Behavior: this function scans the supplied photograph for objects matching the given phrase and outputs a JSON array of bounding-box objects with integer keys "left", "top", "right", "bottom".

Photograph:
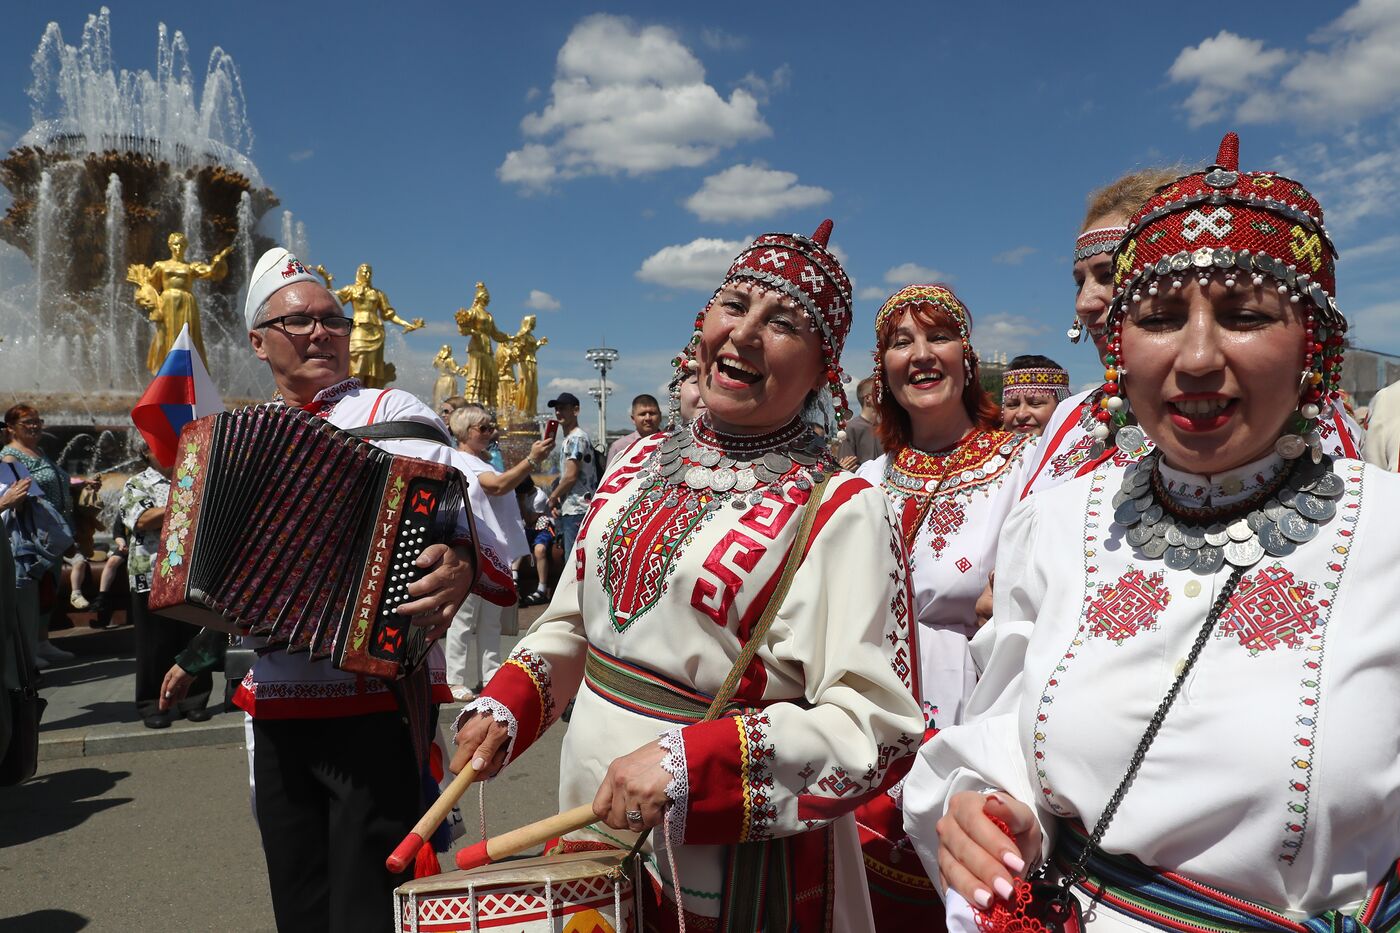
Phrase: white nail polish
[
  {"left": 973, "top": 889, "right": 991, "bottom": 908},
  {"left": 471, "top": 757, "right": 485, "bottom": 771},
  {"left": 994, "top": 877, "right": 1014, "bottom": 901}
]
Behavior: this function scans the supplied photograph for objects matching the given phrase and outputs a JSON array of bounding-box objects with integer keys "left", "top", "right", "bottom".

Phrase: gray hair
[{"left": 448, "top": 404, "right": 491, "bottom": 443}]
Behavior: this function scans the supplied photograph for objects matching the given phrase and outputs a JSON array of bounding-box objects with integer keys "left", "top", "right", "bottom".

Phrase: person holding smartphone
[{"left": 543, "top": 392, "right": 598, "bottom": 564}]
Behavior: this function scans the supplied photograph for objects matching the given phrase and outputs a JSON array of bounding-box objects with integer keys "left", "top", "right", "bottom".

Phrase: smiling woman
[
  {"left": 903, "top": 133, "right": 1400, "bottom": 933},
  {"left": 451, "top": 220, "right": 923, "bottom": 932},
  {"left": 851, "top": 284, "right": 1037, "bottom": 930}
]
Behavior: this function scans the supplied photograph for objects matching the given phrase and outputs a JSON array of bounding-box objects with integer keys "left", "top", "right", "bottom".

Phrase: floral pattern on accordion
[{"left": 463, "top": 429, "right": 923, "bottom": 928}]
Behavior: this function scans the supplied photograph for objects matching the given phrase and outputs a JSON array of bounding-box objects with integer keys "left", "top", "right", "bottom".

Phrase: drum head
[{"left": 395, "top": 848, "right": 630, "bottom": 895}]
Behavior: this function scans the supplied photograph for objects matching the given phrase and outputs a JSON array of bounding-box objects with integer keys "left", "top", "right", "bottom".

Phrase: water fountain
[{"left": 0, "top": 8, "right": 284, "bottom": 431}]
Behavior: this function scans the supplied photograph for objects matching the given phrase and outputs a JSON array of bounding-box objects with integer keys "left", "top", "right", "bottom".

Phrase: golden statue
[
  {"left": 324, "top": 263, "right": 424, "bottom": 389},
  {"left": 454, "top": 281, "right": 511, "bottom": 407},
  {"left": 506, "top": 314, "right": 549, "bottom": 416},
  {"left": 495, "top": 338, "right": 520, "bottom": 417},
  {"left": 127, "top": 232, "right": 232, "bottom": 374},
  {"left": 431, "top": 345, "right": 466, "bottom": 412}
]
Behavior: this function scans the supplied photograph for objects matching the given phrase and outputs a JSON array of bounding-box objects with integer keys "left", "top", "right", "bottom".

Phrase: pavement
[{"left": 38, "top": 605, "right": 548, "bottom": 760}]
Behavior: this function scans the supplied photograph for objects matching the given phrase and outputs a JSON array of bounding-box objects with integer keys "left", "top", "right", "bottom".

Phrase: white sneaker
[
  {"left": 70, "top": 591, "right": 90, "bottom": 610},
  {"left": 35, "top": 641, "right": 75, "bottom": 663}
]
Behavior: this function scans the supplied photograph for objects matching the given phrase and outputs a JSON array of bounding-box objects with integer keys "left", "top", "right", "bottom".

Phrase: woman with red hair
[{"left": 853, "top": 285, "right": 1037, "bottom": 929}]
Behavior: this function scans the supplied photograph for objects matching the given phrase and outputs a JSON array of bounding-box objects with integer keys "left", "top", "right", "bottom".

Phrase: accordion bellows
[{"left": 149, "top": 406, "right": 465, "bottom": 680}]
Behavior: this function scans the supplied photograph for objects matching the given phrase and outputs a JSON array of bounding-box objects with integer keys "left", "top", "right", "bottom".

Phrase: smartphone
[{"left": 543, "top": 419, "right": 559, "bottom": 441}]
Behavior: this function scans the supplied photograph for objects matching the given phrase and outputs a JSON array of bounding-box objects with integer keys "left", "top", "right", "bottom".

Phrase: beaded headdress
[
  {"left": 872, "top": 284, "right": 976, "bottom": 405},
  {"left": 1099, "top": 131, "right": 1347, "bottom": 460},
  {"left": 1002, "top": 366, "right": 1070, "bottom": 403},
  {"left": 671, "top": 219, "right": 855, "bottom": 437},
  {"left": 1074, "top": 225, "right": 1127, "bottom": 264}
]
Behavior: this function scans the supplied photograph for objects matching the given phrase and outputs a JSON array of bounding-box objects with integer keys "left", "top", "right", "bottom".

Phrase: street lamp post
[{"left": 584, "top": 346, "right": 619, "bottom": 444}]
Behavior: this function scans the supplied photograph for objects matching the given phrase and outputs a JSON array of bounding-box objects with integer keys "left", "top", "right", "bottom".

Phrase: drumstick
[
  {"left": 454, "top": 803, "right": 598, "bottom": 871},
  {"left": 386, "top": 761, "right": 479, "bottom": 874}
]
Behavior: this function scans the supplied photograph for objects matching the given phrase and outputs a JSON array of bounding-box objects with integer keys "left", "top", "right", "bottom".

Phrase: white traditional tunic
[
  {"left": 858, "top": 428, "right": 1036, "bottom": 730},
  {"left": 1021, "top": 387, "right": 1364, "bottom": 497},
  {"left": 903, "top": 452, "right": 1400, "bottom": 929},
  {"left": 465, "top": 421, "right": 923, "bottom": 932}
]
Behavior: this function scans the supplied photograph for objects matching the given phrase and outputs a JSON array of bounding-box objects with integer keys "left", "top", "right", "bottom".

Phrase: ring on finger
[{"left": 625, "top": 808, "right": 644, "bottom": 824}]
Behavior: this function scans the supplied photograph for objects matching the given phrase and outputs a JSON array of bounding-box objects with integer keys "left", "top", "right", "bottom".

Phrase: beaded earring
[
  {"left": 1092, "top": 318, "right": 1134, "bottom": 451},
  {"left": 1277, "top": 308, "right": 1345, "bottom": 462}
]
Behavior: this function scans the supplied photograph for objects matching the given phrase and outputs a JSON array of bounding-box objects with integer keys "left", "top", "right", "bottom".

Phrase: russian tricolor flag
[{"left": 131, "top": 324, "right": 225, "bottom": 469}]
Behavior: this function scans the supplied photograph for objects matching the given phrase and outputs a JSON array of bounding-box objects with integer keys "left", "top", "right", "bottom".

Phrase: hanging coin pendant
[
  {"left": 1278, "top": 511, "right": 1318, "bottom": 543},
  {"left": 685, "top": 466, "right": 711, "bottom": 490},
  {"left": 1294, "top": 494, "right": 1335, "bottom": 521},
  {"left": 733, "top": 469, "right": 757, "bottom": 492},
  {"left": 1204, "top": 523, "right": 1230, "bottom": 547},
  {"left": 1275, "top": 434, "right": 1307, "bottom": 460},
  {"left": 748, "top": 491, "right": 765, "bottom": 506},
  {"left": 791, "top": 449, "right": 817, "bottom": 466},
  {"left": 1224, "top": 537, "right": 1265, "bottom": 567},
  {"left": 1126, "top": 524, "right": 1155, "bottom": 548},
  {"left": 1141, "top": 504, "right": 1164, "bottom": 525},
  {"left": 1227, "top": 518, "right": 1253, "bottom": 542},
  {"left": 1115, "top": 501, "right": 1141, "bottom": 525},
  {"left": 1312, "top": 472, "right": 1344, "bottom": 498},
  {"left": 710, "top": 469, "right": 737, "bottom": 492},
  {"left": 1182, "top": 526, "right": 1206, "bottom": 549},
  {"left": 1141, "top": 537, "right": 1169, "bottom": 559},
  {"left": 1259, "top": 522, "right": 1295, "bottom": 557},
  {"left": 1116, "top": 425, "right": 1147, "bottom": 453},
  {"left": 698, "top": 449, "right": 721, "bottom": 468},
  {"left": 1194, "top": 545, "right": 1225, "bottom": 574},
  {"left": 1163, "top": 524, "right": 1186, "bottom": 547},
  {"left": 763, "top": 452, "right": 791, "bottom": 474},
  {"left": 1165, "top": 545, "right": 1197, "bottom": 571}
]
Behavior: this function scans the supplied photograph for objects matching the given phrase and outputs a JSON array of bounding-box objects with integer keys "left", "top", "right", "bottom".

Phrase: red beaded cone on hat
[
  {"left": 1215, "top": 131, "right": 1239, "bottom": 171},
  {"left": 812, "top": 218, "right": 834, "bottom": 246}
]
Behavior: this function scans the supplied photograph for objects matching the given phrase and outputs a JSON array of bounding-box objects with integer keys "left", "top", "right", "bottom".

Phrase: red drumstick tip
[
  {"left": 454, "top": 839, "right": 493, "bottom": 871},
  {"left": 386, "top": 833, "right": 425, "bottom": 874}
]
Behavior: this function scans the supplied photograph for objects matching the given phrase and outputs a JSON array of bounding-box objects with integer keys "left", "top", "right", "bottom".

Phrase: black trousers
[
  {"left": 251, "top": 712, "right": 420, "bottom": 933},
  {"left": 130, "top": 590, "right": 211, "bottom": 718}
]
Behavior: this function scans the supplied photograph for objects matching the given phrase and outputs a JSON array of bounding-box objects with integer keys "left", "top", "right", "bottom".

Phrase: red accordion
[{"left": 148, "top": 405, "right": 466, "bottom": 679}]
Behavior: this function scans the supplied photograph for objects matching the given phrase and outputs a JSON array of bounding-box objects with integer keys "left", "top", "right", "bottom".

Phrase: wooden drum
[{"left": 394, "top": 849, "right": 637, "bottom": 933}]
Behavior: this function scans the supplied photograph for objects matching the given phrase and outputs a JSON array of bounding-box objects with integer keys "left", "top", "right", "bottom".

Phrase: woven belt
[
  {"left": 1054, "top": 822, "right": 1400, "bottom": 932},
  {"left": 583, "top": 644, "right": 739, "bottom": 725}
]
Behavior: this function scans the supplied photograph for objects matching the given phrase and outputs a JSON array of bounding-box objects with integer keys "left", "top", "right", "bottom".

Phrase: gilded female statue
[
  {"left": 329, "top": 263, "right": 424, "bottom": 388},
  {"left": 508, "top": 314, "right": 549, "bottom": 416},
  {"left": 453, "top": 281, "right": 511, "bottom": 406},
  {"left": 431, "top": 345, "right": 466, "bottom": 412},
  {"left": 128, "top": 232, "right": 232, "bottom": 373}
]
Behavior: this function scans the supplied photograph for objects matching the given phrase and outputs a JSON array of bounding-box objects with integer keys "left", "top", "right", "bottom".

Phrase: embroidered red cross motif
[
  {"left": 1088, "top": 568, "right": 1171, "bottom": 643},
  {"left": 925, "top": 498, "right": 966, "bottom": 559},
  {"left": 955, "top": 557, "right": 973, "bottom": 574},
  {"left": 1218, "top": 565, "right": 1319, "bottom": 653}
]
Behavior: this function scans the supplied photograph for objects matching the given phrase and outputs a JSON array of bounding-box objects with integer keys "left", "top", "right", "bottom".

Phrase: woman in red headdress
[
  {"left": 453, "top": 222, "right": 923, "bottom": 932},
  {"left": 903, "top": 134, "right": 1400, "bottom": 932},
  {"left": 851, "top": 284, "right": 1039, "bottom": 929}
]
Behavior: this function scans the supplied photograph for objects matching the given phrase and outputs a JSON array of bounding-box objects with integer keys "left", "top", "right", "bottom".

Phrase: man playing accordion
[{"left": 234, "top": 248, "right": 515, "bottom": 933}]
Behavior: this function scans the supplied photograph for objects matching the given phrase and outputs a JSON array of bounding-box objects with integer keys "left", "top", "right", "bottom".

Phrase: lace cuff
[
  {"left": 657, "top": 727, "right": 688, "bottom": 847},
  {"left": 452, "top": 697, "right": 520, "bottom": 773}
]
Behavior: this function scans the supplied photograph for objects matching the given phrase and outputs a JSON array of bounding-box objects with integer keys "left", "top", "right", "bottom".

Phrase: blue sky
[{"left": 4, "top": 1, "right": 1400, "bottom": 429}]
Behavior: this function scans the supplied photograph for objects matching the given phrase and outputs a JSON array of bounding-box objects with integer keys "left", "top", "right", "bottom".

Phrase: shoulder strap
[
  {"left": 348, "top": 420, "right": 452, "bottom": 446},
  {"left": 703, "top": 475, "right": 831, "bottom": 721}
]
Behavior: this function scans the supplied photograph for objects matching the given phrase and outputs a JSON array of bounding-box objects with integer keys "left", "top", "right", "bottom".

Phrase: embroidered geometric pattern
[
  {"left": 1278, "top": 461, "right": 1362, "bottom": 865},
  {"left": 1216, "top": 565, "right": 1320, "bottom": 654},
  {"left": 737, "top": 713, "right": 778, "bottom": 842},
  {"left": 600, "top": 480, "right": 716, "bottom": 633},
  {"left": 398, "top": 872, "right": 627, "bottom": 928},
  {"left": 925, "top": 498, "right": 967, "bottom": 560},
  {"left": 505, "top": 648, "right": 556, "bottom": 738},
  {"left": 1087, "top": 567, "right": 1172, "bottom": 644}
]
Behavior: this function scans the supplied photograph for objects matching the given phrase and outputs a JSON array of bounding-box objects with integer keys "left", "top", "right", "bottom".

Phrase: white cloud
[
  {"left": 972, "top": 313, "right": 1051, "bottom": 359},
  {"left": 857, "top": 285, "right": 888, "bottom": 302},
  {"left": 1168, "top": 3, "right": 1400, "bottom": 127},
  {"left": 737, "top": 65, "right": 792, "bottom": 103},
  {"left": 883, "top": 262, "right": 952, "bottom": 286},
  {"left": 700, "top": 27, "right": 747, "bottom": 52},
  {"left": 498, "top": 15, "right": 770, "bottom": 191},
  {"left": 524, "top": 289, "right": 562, "bottom": 311},
  {"left": 636, "top": 236, "right": 751, "bottom": 291},
  {"left": 1345, "top": 233, "right": 1400, "bottom": 260},
  {"left": 994, "top": 246, "right": 1037, "bottom": 266},
  {"left": 288, "top": 148, "right": 314, "bottom": 162},
  {"left": 684, "top": 163, "right": 832, "bottom": 222},
  {"left": 544, "top": 376, "right": 597, "bottom": 395}
]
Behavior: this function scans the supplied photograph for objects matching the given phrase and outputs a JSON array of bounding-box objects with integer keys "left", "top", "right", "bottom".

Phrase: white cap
[{"left": 244, "top": 247, "right": 323, "bottom": 329}]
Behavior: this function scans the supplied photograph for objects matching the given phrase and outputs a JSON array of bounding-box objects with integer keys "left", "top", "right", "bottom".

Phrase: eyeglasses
[
  {"left": 17, "top": 418, "right": 43, "bottom": 428},
  {"left": 256, "top": 314, "right": 353, "bottom": 336},
  {"left": 473, "top": 423, "right": 499, "bottom": 433}
]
